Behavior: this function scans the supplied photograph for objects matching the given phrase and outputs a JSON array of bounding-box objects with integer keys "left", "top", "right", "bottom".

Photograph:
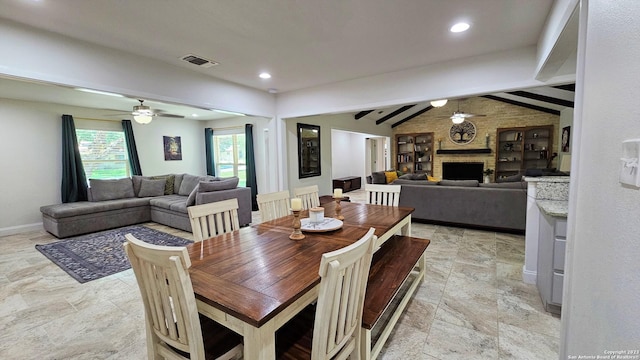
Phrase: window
[
  {"left": 76, "top": 129, "right": 130, "bottom": 179},
  {"left": 213, "top": 133, "right": 246, "bottom": 187}
]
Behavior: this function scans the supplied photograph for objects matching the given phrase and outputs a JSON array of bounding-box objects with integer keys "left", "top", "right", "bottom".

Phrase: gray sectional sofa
[
  {"left": 392, "top": 178, "right": 528, "bottom": 232},
  {"left": 40, "top": 173, "right": 252, "bottom": 238}
]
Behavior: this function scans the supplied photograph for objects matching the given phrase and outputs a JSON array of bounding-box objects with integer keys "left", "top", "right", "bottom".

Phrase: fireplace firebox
[{"left": 442, "top": 162, "right": 484, "bottom": 182}]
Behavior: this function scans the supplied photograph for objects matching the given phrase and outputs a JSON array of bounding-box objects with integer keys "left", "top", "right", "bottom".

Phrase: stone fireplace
[{"left": 442, "top": 162, "right": 484, "bottom": 182}]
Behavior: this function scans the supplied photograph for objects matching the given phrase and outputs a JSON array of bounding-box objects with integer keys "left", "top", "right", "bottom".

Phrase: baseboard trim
[
  {"left": 522, "top": 266, "right": 537, "bottom": 284},
  {"left": 0, "top": 222, "right": 43, "bottom": 237}
]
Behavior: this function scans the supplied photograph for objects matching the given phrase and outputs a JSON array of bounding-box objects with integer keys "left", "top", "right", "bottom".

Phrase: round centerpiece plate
[{"left": 300, "top": 218, "right": 343, "bottom": 232}]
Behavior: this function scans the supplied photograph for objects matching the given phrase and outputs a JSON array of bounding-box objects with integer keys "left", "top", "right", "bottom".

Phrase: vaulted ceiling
[{"left": 355, "top": 84, "right": 575, "bottom": 127}]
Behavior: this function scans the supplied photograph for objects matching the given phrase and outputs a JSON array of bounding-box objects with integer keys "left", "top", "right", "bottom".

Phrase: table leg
[
  {"left": 243, "top": 321, "right": 276, "bottom": 360},
  {"left": 400, "top": 214, "right": 411, "bottom": 236}
]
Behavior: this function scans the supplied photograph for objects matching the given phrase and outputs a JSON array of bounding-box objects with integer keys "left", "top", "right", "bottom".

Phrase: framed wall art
[
  {"left": 163, "top": 136, "right": 182, "bottom": 161},
  {"left": 449, "top": 120, "right": 477, "bottom": 145}
]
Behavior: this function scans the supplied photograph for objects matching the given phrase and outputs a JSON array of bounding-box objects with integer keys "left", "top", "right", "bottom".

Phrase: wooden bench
[{"left": 361, "top": 235, "right": 430, "bottom": 360}]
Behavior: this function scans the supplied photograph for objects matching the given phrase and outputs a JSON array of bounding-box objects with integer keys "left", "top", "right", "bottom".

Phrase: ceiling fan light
[
  {"left": 430, "top": 99, "right": 448, "bottom": 107},
  {"left": 451, "top": 115, "right": 465, "bottom": 124},
  {"left": 133, "top": 114, "right": 153, "bottom": 124}
]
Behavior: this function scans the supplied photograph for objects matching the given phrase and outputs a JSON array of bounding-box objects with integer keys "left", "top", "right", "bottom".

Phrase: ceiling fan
[
  {"left": 111, "top": 99, "right": 185, "bottom": 124},
  {"left": 441, "top": 100, "right": 486, "bottom": 124}
]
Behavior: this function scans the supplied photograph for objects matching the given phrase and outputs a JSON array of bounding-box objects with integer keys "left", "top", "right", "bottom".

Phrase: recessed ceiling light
[
  {"left": 259, "top": 72, "right": 272, "bottom": 79},
  {"left": 191, "top": 113, "right": 199, "bottom": 117},
  {"left": 450, "top": 22, "right": 470, "bottom": 33}
]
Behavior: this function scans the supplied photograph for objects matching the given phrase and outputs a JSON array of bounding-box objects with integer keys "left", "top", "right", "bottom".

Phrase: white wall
[
  {"left": 0, "top": 99, "right": 61, "bottom": 234},
  {"left": 0, "top": 19, "right": 275, "bottom": 118},
  {"left": 331, "top": 130, "right": 368, "bottom": 181},
  {"left": 561, "top": 0, "right": 640, "bottom": 356},
  {"left": 286, "top": 114, "right": 392, "bottom": 197}
]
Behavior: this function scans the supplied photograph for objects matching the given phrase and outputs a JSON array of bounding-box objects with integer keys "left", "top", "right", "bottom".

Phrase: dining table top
[{"left": 186, "top": 200, "right": 414, "bottom": 328}]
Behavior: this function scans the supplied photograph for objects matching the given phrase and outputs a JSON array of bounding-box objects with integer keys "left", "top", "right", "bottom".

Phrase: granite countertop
[
  {"left": 537, "top": 200, "right": 568, "bottom": 217},
  {"left": 524, "top": 176, "right": 571, "bottom": 183}
]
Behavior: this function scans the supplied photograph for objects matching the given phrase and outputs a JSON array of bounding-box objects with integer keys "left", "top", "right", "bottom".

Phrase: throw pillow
[
  {"left": 198, "top": 177, "right": 240, "bottom": 192},
  {"left": 384, "top": 171, "right": 398, "bottom": 184},
  {"left": 89, "top": 178, "right": 135, "bottom": 201},
  {"left": 398, "top": 173, "right": 414, "bottom": 180},
  {"left": 438, "top": 179, "right": 479, "bottom": 187},
  {"left": 371, "top": 171, "right": 386, "bottom": 184},
  {"left": 131, "top": 175, "right": 150, "bottom": 197},
  {"left": 151, "top": 174, "right": 175, "bottom": 195},
  {"left": 138, "top": 179, "right": 166, "bottom": 197},
  {"left": 427, "top": 175, "right": 440, "bottom": 182},
  {"left": 414, "top": 173, "right": 428, "bottom": 180},
  {"left": 179, "top": 174, "right": 205, "bottom": 195}
]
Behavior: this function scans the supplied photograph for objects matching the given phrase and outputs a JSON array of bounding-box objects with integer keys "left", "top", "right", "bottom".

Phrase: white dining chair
[
  {"left": 187, "top": 198, "right": 240, "bottom": 242},
  {"left": 276, "top": 227, "right": 377, "bottom": 360},
  {"left": 256, "top": 190, "right": 291, "bottom": 222},
  {"left": 293, "top": 185, "right": 320, "bottom": 210},
  {"left": 365, "top": 184, "right": 401, "bottom": 206},
  {"left": 124, "top": 234, "right": 243, "bottom": 360}
]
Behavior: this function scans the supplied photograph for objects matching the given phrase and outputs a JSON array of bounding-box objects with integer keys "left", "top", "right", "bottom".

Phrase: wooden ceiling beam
[
  {"left": 354, "top": 110, "right": 374, "bottom": 120},
  {"left": 553, "top": 83, "right": 575, "bottom": 92},
  {"left": 376, "top": 104, "right": 416, "bottom": 125},
  {"left": 391, "top": 106, "right": 433, "bottom": 128},
  {"left": 507, "top": 90, "right": 574, "bottom": 108},
  {"left": 481, "top": 95, "right": 561, "bottom": 116}
]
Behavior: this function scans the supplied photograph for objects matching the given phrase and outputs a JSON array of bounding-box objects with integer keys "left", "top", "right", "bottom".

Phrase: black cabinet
[{"left": 332, "top": 176, "right": 362, "bottom": 193}]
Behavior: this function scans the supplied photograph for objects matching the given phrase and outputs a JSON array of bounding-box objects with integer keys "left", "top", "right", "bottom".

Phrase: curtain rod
[
  {"left": 74, "top": 117, "right": 123, "bottom": 123},
  {"left": 211, "top": 125, "right": 244, "bottom": 131}
]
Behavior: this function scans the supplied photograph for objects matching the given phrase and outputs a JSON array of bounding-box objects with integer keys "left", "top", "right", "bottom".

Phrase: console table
[{"left": 333, "top": 176, "right": 362, "bottom": 193}]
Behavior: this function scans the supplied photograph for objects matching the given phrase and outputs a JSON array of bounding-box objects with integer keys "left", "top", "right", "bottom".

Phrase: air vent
[{"left": 180, "top": 54, "right": 219, "bottom": 68}]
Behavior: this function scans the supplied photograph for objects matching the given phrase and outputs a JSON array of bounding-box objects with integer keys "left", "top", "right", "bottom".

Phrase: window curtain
[
  {"left": 122, "top": 120, "right": 142, "bottom": 176},
  {"left": 245, "top": 124, "right": 258, "bottom": 211},
  {"left": 61, "top": 114, "right": 88, "bottom": 203},
  {"left": 205, "top": 127, "right": 215, "bottom": 176}
]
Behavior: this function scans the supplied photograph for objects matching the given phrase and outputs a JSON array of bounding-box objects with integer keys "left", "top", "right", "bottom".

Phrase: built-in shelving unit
[
  {"left": 495, "top": 125, "right": 553, "bottom": 179},
  {"left": 396, "top": 133, "right": 434, "bottom": 174}
]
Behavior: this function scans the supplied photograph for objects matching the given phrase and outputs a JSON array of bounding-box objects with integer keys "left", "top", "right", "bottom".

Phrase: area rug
[{"left": 35, "top": 225, "right": 192, "bottom": 283}]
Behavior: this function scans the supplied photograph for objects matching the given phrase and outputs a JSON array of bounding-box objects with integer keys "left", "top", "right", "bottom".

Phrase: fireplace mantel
[{"left": 436, "top": 149, "right": 492, "bottom": 155}]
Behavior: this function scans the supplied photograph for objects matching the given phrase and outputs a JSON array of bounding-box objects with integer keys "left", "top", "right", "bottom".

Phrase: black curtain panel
[
  {"left": 61, "top": 114, "right": 88, "bottom": 203},
  {"left": 245, "top": 124, "right": 258, "bottom": 211},
  {"left": 122, "top": 120, "right": 143, "bottom": 176},
  {"left": 205, "top": 127, "right": 215, "bottom": 176}
]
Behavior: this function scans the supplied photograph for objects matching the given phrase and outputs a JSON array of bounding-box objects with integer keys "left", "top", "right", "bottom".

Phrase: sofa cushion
[
  {"left": 438, "top": 179, "right": 479, "bottom": 187},
  {"left": 480, "top": 182, "right": 527, "bottom": 189},
  {"left": 40, "top": 197, "right": 151, "bottom": 218},
  {"left": 399, "top": 173, "right": 427, "bottom": 180},
  {"left": 179, "top": 174, "right": 205, "bottom": 195},
  {"left": 384, "top": 171, "right": 398, "bottom": 184},
  {"left": 392, "top": 179, "right": 439, "bottom": 185},
  {"left": 198, "top": 177, "right": 239, "bottom": 192},
  {"left": 138, "top": 179, "right": 167, "bottom": 197},
  {"left": 186, "top": 185, "right": 199, "bottom": 207},
  {"left": 151, "top": 174, "right": 176, "bottom": 195},
  {"left": 89, "top": 178, "right": 135, "bottom": 201},
  {"left": 173, "top": 173, "right": 185, "bottom": 194},
  {"left": 371, "top": 171, "right": 387, "bottom": 184},
  {"left": 149, "top": 195, "right": 187, "bottom": 210}
]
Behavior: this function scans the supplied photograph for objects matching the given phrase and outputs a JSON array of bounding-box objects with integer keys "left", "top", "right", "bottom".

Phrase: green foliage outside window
[{"left": 76, "top": 129, "right": 130, "bottom": 179}]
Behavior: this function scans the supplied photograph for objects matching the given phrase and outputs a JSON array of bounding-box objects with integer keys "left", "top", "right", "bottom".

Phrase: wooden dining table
[{"left": 186, "top": 200, "right": 413, "bottom": 360}]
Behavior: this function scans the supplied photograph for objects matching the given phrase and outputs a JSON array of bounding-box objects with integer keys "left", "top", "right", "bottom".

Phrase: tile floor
[{"left": 0, "top": 189, "right": 560, "bottom": 359}]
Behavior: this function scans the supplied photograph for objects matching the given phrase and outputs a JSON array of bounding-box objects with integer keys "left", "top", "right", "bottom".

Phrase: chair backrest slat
[
  {"left": 293, "top": 185, "right": 320, "bottom": 210},
  {"left": 257, "top": 190, "right": 291, "bottom": 222},
  {"left": 311, "top": 227, "right": 376, "bottom": 360},
  {"left": 188, "top": 199, "right": 240, "bottom": 242},
  {"left": 365, "top": 184, "right": 401, "bottom": 206},
  {"left": 124, "top": 234, "right": 205, "bottom": 358}
]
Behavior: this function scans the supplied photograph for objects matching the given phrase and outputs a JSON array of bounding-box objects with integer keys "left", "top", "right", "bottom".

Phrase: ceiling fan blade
[{"left": 153, "top": 113, "right": 184, "bottom": 119}]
